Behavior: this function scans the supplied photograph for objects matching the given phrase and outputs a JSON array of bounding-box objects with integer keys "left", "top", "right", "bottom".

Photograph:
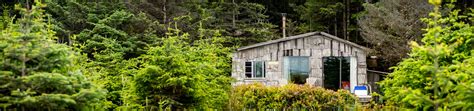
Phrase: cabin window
[
  {"left": 244, "top": 61, "right": 265, "bottom": 78},
  {"left": 283, "top": 57, "right": 310, "bottom": 84},
  {"left": 245, "top": 62, "right": 252, "bottom": 77}
]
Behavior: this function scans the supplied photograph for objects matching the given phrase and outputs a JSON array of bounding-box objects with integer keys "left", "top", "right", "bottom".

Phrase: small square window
[{"left": 244, "top": 61, "right": 265, "bottom": 78}]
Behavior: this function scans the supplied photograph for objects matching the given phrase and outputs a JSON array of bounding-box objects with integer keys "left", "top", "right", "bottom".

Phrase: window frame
[
  {"left": 244, "top": 61, "right": 266, "bottom": 78},
  {"left": 283, "top": 56, "right": 310, "bottom": 84}
]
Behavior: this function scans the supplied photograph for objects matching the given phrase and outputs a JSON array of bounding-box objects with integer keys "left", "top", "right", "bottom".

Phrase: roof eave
[
  {"left": 236, "top": 31, "right": 372, "bottom": 52},
  {"left": 319, "top": 32, "right": 372, "bottom": 52},
  {"left": 237, "top": 32, "right": 319, "bottom": 51}
]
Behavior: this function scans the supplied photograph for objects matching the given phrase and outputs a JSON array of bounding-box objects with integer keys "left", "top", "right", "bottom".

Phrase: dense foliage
[
  {"left": 45, "top": 1, "right": 259, "bottom": 109},
  {"left": 131, "top": 31, "right": 233, "bottom": 109},
  {"left": 0, "top": 3, "right": 105, "bottom": 110},
  {"left": 358, "top": 0, "right": 432, "bottom": 69},
  {"left": 379, "top": 2, "right": 474, "bottom": 110},
  {"left": 229, "top": 83, "right": 357, "bottom": 109},
  {"left": 0, "top": 0, "right": 473, "bottom": 110}
]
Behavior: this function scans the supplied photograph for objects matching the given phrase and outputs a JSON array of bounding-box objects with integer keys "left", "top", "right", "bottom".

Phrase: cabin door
[{"left": 323, "top": 57, "right": 352, "bottom": 91}]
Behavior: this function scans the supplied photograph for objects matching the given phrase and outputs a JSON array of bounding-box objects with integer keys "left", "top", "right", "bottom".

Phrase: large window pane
[
  {"left": 285, "top": 57, "right": 309, "bottom": 84},
  {"left": 254, "top": 61, "right": 263, "bottom": 77}
]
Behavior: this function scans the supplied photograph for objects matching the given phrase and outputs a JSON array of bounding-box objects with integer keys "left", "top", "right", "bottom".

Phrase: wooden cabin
[{"left": 231, "top": 32, "right": 371, "bottom": 92}]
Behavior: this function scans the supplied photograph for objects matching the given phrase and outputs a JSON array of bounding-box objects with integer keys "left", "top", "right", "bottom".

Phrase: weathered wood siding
[{"left": 232, "top": 34, "right": 368, "bottom": 86}]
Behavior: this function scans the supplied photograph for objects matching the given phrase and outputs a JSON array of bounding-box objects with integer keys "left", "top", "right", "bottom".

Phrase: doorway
[{"left": 323, "top": 57, "right": 350, "bottom": 91}]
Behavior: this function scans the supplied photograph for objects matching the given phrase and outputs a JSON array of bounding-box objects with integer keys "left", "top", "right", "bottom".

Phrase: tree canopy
[
  {"left": 380, "top": 2, "right": 474, "bottom": 110},
  {"left": 0, "top": 0, "right": 472, "bottom": 110},
  {"left": 0, "top": 2, "right": 105, "bottom": 110},
  {"left": 358, "top": 0, "right": 432, "bottom": 69}
]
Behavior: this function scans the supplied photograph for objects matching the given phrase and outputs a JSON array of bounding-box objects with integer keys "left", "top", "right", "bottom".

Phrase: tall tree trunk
[
  {"left": 163, "top": 0, "right": 167, "bottom": 24},
  {"left": 342, "top": 0, "right": 345, "bottom": 39},
  {"left": 163, "top": 0, "right": 167, "bottom": 32},
  {"left": 232, "top": 0, "right": 236, "bottom": 28},
  {"left": 342, "top": 0, "right": 348, "bottom": 40},
  {"left": 26, "top": 0, "right": 29, "bottom": 10},
  {"left": 124, "top": 0, "right": 131, "bottom": 9},
  {"left": 346, "top": 0, "right": 350, "bottom": 40},
  {"left": 334, "top": 16, "right": 337, "bottom": 37}
]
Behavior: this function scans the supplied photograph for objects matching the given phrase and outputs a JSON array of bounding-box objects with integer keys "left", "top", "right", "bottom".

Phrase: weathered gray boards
[{"left": 232, "top": 32, "right": 370, "bottom": 89}]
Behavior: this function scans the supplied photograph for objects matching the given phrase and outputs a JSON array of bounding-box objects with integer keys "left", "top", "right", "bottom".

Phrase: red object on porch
[{"left": 342, "top": 81, "right": 350, "bottom": 90}]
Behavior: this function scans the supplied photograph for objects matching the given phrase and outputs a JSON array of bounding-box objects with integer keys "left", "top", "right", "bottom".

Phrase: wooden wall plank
[
  {"left": 332, "top": 40, "right": 339, "bottom": 56},
  {"left": 297, "top": 38, "right": 304, "bottom": 49},
  {"left": 304, "top": 37, "right": 311, "bottom": 49},
  {"left": 339, "top": 42, "right": 344, "bottom": 56},
  {"left": 285, "top": 40, "right": 292, "bottom": 49},
  {"left": 318, "top": 37, "right": 324, "bottom": 50},
  {"left": 294, "top": 49, "right": 300, "bottom": 56},
  {"left": 325, "top": 38, "right": 331, "bottom": 49}
]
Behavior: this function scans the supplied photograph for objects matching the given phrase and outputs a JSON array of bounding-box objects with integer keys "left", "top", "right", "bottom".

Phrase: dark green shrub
[{"left": 229, "top": 83, "right": 357, "bottom": 109}]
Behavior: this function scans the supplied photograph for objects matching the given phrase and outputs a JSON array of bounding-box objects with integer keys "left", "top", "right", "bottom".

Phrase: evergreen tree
[
  {"left": 380, "top": 2, "right": 474, "bottom": 110},
  {"left": 0, "top": 2, "right": 105, "bottom": 110},
  {"left": 161, "top": 1, "right": 278, "bottom": 46},
  {"left": 290, "top": 0, "right": 367, "bottom": 46},
  {"left": 132, "top": 30, "right": 233, "bottom": 109},
  {"left": 358, "top": 0, "right": 432, "bottom": 70},
  {"left": 294, "top": 0, "right": 344, "bottom": 34},
  {"left": 46, "top": 1, "right": 161, "bottom": 107},
  {"left": 0, "top": 7, "right": 12, "bottom": 31}
]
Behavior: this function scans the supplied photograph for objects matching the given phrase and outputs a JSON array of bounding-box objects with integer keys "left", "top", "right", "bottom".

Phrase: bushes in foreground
[{"left": 229, "top": 83, "right": 357, "bottom": 109}]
